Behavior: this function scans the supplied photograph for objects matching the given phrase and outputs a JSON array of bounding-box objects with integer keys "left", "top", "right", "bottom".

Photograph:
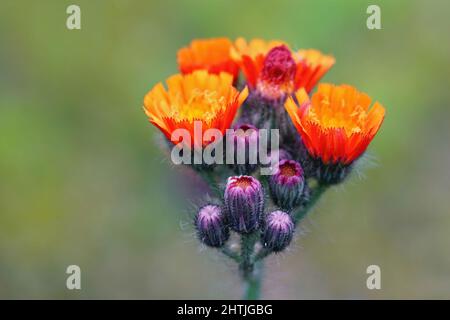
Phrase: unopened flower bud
[
  {"left": 239, "top": 46, "right": 297, "bottom": 131},
  {"left": 224, "top": 176, "right": 264, "bottom": 233},
  {"left": 269, "top": 159, "right": 305, "bottom": 210},
  {"left": 226, "top": 124, "right": 259, "bottom": 175},
  {"left": 257, "top": 45, "right": 296, "bottom": 102},
  {"left": 195, "top": 205, "right": 229, "bottom": 247},
  {"left": 261, "top": 210, "right": 294, "bottom": 252}
]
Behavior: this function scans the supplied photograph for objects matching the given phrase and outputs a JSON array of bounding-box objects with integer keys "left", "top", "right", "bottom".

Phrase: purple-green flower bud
[
  {"left": 269, "top": 159, "right": 305, "bottom": 210},
  {"left": 262, "top": 210, "right": 294, "bottom": 252},
  {"left": 195, "top": 205, "right": 230, "bottom": 247},
  {"left": 224, "top": 176, "right": 264, "bottom": 233}
]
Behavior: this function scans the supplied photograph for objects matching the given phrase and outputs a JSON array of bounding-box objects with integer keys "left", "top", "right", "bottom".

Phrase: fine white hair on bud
[
  {"left": 261, "top": 210, "right": 294, "bottom": 252},
  {"left": 195, "top": 205, "right": 229, "bottom": 247}
]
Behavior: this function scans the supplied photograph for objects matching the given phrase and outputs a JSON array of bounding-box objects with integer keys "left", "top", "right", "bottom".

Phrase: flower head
[
  {"left": 231, "top": 38, "right": 334, "bottom": 93},
  {"left": 224, "top": 176, "right": 264, "bottom": 233},
  {"left": 177, "top": 38, "right": 240, "bottom": 81},
  {"left": 285, "top": 83, "right": 385, "bottom": 166},
  {"left": 261, "top": 210, "right": 294, "bottom": 252},
  {"left": 293, "top": 49, "right": 335, "bottom": 94},
  {"left": 256, "top": 45, "right": 297, "bottom": 101},
  {"left": 143, "top": 70, "right": 248, "bottom": 148},
  {"left": 272, "top": 159, "right": 304, "bottom": 186},
  {"left": 269, "top": 160, "right": 306, "bottom": 210},
  {"left": 195, "top": 205, "right": 230, "bottom": 247}
]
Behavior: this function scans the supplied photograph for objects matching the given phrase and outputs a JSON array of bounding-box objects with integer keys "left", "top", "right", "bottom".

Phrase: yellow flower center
[
  {"left": 308, "top": 96, "right": 368, "bottom": 136},
  {"left": 170, "top": 89, "right": 227, "bottom": 123}
]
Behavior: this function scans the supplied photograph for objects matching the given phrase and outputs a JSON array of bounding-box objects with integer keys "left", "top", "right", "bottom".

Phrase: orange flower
[
  {"left": 231, "top": 38, "right": 334, "bottom": 93},
  {"left": 177, "top": 38, "right": 240, "bottom": 81},
  {"left": 293, "top": 49, "right": 335, "bottom": 94},
  {"left": 143, "top": 70, "right": 248, "bottom": 148},
  {"left": 285, "top": 84, "right": 385, "bottom": 165}
]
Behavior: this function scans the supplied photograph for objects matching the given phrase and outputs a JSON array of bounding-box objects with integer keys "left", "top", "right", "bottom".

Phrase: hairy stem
[
  {"left": 221, "top": 246, "right": 241, "bottom": 262},
  {"left": 243, "top": 260, "right": 264, "bottom": 300},
  {"left": 253, "top": 247, "right": 272, "bottom": 262},
  {"left": 240, "top": 233, "right": 261, "bottom": 299},
  {"left": 294, "top": 183, "right": 329, "bottom": 224},
  {"left": 240, "top": 233, "right": 256, "bottom": 278},
  {"left": 198, "top": 170, "right": 222, "bottom": 198}
]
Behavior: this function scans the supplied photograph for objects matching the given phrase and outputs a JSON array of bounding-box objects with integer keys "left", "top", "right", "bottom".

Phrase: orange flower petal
[
  {"left": 177, "top": 38, "right": 239, "bottom": 81},
  {"left": 143, "top": 70, "right": 247, "bottom": 148},
  {"left": 285, "top": 84, "right": 385, "bottom": 165},
  {"left": 293, "top": 49, "right": 335, "bottom": 93},
  {"left": 231, "top": 38, "right": 285, "bottom": 88}
]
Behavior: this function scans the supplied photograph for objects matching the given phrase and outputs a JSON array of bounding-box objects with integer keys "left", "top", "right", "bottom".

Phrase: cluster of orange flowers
[
  {"left": 142, "top": 38, "right": 387, "bottom": 295},
  {"left": 143, "top": 37, "right": 385, "bottom": 168}
]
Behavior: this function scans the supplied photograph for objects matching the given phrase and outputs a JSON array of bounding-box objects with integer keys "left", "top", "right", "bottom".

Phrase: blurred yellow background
[{"left": 1, "top": 0, "right": 449, "bottom": 299}]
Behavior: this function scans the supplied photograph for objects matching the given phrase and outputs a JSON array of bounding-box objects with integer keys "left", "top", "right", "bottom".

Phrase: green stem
[
  {"left": 294, "top": 183, "right": 329, "bottom": 224},
  {"left": 198, "top": 170, "right": 221, "bottom": 198},
  {"left": 221, "top": 246, "right": 241, "bottom": 262},
  {"left": 253, "top": 247, "right": 272, "bottom": 262},
  {"left": 243, "top": 260, "right": 264, "bottom": 300},
  {"left": 240, "top": 234, "right": 255, "bottom": 277},
  {"left": 240, "top": 233, "right": 261, "bottom": 299}
]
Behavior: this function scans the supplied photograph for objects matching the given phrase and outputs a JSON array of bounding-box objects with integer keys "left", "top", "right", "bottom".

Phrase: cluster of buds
[
  {"left": 195, "top": 174, "right": 298, "bottom": 254},
  {"left": 142, "top": 37, "right": 386, "bottom": 292}
]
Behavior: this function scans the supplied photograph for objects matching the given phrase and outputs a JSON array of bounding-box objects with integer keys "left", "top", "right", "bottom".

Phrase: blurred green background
[{"left": 1, "top": 0, "right": 449, "bottom": 299}]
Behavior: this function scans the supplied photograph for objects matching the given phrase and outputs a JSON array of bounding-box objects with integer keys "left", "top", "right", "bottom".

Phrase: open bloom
[
  {"left": 177, "top": 38, "right": 240, "bottom": 81},
  {"left": 231, "top": 38, "right": 335, "bottom": 94},
  {"left": 293, "top": 49, "right": 336, "bottom": 94},
  {"left": 285, "top": 83, "right": 385, "bottom": 166},
  {"left": 143, "top": 70, "right": 248, "bottom": 148}
]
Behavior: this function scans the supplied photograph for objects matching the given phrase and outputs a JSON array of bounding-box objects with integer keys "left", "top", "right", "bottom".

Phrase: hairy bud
[
  {"left": 195, "top": 205, "right": 230, "bottom": 247},
  {"left": 269, "top": 159, "right": 305, "bottom": 210},
  {"left": 261, "top": 210, "right": 294, "bottom": 252},
  {"left": 224, "top": 176, "right": 264, "bottom": 233}
]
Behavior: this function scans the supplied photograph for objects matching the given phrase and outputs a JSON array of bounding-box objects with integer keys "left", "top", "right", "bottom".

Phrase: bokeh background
[{"left": 1, "top": 0, "right": 449, "bottom": 299}]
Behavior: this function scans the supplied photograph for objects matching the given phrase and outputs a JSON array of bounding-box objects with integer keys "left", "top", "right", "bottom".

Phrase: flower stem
[
  {"left": 253, "top": 247, "right": 272, "bottom": 262},
  {"left": 294, "top": 183, "right": 329, "bottom": 224},
  {"left": 198, "top": 170, "right": 222, "bottom": 198},
  {"left": 221, "top": 246, "right": 241, "bottom": 262},
  {"left": 243, "top": 260, "right": 264, "bottom": 300},
  {"left": 240, "top": 233, "right": 261, "bottom": 299}
]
